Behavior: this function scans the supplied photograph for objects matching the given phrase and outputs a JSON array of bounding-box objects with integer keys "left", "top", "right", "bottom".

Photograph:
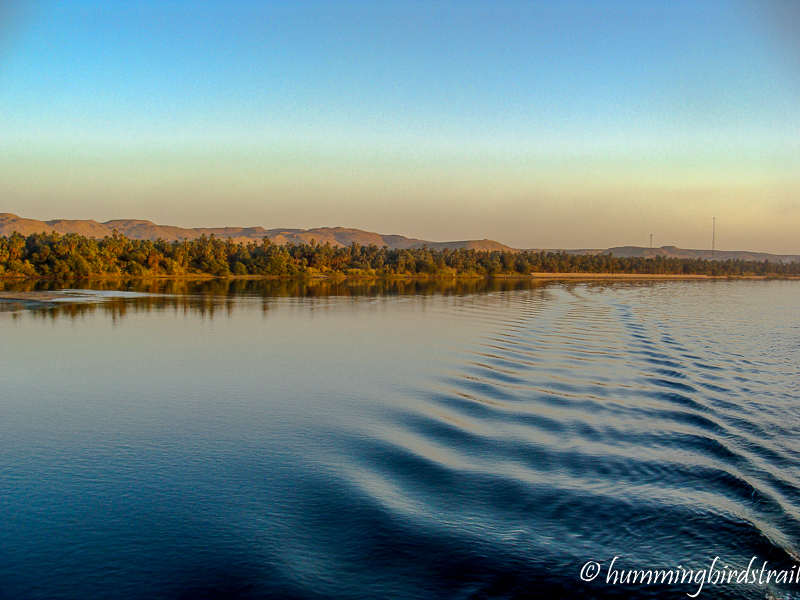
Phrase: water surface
[{"left": 1, "top": 280, "right": 798, "bottom": 599}]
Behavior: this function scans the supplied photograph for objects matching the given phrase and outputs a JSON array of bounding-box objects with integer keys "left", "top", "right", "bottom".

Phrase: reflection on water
[
  {"left": 1, "top": 280, "right": 798, "bottom": 600},
  {"left": 0, "top": 276, "right": 545, "bottom": 297},
  {"left": 1, "top": 278, "right": 550, "bottom": 321}
]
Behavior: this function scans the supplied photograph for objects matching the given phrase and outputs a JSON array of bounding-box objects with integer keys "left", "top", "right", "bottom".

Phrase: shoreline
[{"left": 1, "top": 272, "right": 798, "bottom": 285}]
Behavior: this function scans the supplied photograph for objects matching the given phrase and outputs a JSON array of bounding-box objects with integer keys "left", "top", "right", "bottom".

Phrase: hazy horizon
[{"left": 2, "top": 0, "right": 798, "bottom": 254}]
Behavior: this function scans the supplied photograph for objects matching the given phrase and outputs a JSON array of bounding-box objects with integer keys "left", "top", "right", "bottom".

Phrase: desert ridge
[
  {"left": 1, "top": 213, "right": 798, "bottom": 262},
  {"left": 0, "top": 213, "right": 513, "bottom": 252}
]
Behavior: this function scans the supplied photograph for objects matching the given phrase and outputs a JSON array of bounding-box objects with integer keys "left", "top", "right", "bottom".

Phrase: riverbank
[
  {"left": 3, "top": 232, "right": 797, "bottom": 280},
  {"left": 1, "top": 272, "right": 797, "bottom": 287}
]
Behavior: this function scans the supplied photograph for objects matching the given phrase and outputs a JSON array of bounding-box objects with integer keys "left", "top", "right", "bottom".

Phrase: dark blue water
[{"left": 1, "top": 280, "right": 798, "bottom": 599}]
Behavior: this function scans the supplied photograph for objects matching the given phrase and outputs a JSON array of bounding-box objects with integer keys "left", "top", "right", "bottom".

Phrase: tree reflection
[{"left": 1, "top": 277, "right": 550, "bottom": 321}]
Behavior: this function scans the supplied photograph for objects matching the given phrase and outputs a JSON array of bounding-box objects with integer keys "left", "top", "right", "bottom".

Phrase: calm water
[{"left": 1, "top": 280, "right": 799, "bottom": 599}]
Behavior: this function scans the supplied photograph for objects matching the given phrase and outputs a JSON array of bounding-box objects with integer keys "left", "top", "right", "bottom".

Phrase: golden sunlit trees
[{"left": 1, "top": 231, "right": 798, "bottom": 279}]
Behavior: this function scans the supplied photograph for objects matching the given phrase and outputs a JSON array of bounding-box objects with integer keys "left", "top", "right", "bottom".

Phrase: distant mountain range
[
  {"left": 553, "top": 246, "right": 799, "bottom": 263},
  {"left": 599, "top": 245, "right": 799, "bottom": 263},
  {"left": 0, "top": 213, "right": 513, "bottom": 252},
  {"left": 1, "top": 213, "right": 797, "bottom": 262}
]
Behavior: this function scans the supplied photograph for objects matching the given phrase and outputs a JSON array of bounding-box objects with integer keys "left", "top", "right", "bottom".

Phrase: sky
[{"left": 1, "top": 0, "right": 798, "bottom": 252}]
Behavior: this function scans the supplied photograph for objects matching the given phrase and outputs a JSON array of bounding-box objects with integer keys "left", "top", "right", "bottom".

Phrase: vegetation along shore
[{"left": 1, "top": 231, "right": 798, "bottom": 280}]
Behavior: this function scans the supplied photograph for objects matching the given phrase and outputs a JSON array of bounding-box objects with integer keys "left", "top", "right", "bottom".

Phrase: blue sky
[{"left": 1, "top": 0, "right": 798, "bottom": 252}]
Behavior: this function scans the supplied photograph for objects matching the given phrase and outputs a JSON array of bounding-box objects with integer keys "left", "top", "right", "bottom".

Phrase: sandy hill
[
  {"left": 2, "top": 214, "right": 795, "bottom": 261},
  {"left": 604, "top": 245, "right": 800, "bottom": 263},
  {"left": 0, "top": 213, "right": 515, "bottom": 252}
]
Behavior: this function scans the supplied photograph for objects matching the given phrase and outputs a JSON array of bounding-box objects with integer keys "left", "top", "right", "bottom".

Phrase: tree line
[{"left": 0, "top": 231, "right": 797, "bottom": 278}]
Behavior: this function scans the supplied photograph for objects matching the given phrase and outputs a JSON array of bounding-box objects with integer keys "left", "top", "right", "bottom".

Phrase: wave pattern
[
  {"left": 3, "top": 281, "right": 799, "bottom": 600},
  {"left": 338, "top": 282, "right": 800, "bottom": 599}
]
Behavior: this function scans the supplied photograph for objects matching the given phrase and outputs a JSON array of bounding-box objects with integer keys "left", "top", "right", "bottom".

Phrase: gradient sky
[{"left": 1, "top": 0, "right": 798, "bottom": 252}]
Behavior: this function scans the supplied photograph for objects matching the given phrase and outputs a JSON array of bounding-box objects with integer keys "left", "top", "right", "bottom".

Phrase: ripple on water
[
  {"left": 341, "top": 282, "right": 800, "bottom": 599},
  {"left": 2, "top": 280, "right": 798, "bottom": 600}
]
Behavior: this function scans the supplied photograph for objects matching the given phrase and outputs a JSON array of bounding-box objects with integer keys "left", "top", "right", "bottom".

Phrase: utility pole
[
  {"left": 711, "top": 217, "right": 715, "bottom": 260},
  {"left": 649, "top": 234, "right": 653, "bottom": 249}
]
